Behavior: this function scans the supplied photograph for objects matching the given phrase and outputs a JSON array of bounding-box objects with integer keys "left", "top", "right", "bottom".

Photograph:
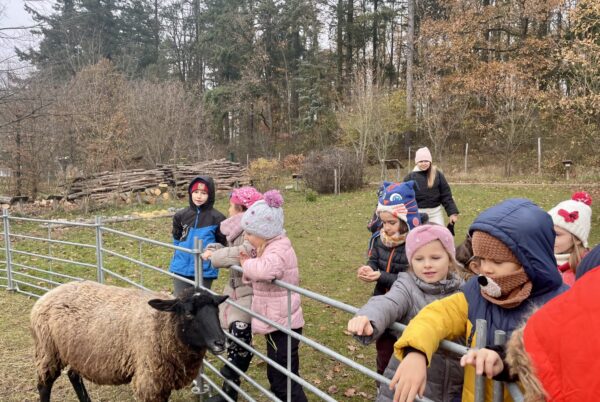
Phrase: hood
[
  {"left": 576, "top": 245, "right": 600, "bottom": 280},
  {"left": 469, "top": 198, "right": 562, "bottom": 298},
  {"left": 188, "top": 175, "right": 216, "bottom": 210}
]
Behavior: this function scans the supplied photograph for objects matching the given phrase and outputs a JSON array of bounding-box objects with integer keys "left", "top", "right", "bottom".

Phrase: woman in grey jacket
[{"left": 348, "top": 224, "right": 465, "bottom": 402}]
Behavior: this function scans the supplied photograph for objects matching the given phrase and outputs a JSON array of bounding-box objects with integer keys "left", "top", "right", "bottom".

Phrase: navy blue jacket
[
  {"left": 169, "top": 176, "right": 226, "bottom": 279},
  {"left": 463, "top": 198, "right": 568, "bottom": 346}
]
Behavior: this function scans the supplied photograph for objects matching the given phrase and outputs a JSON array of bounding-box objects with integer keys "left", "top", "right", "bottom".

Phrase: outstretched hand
[
  {"left": 201, "top": 250, "right": 213, "bottom": 260},
  {"left": 357, "top": 266, "right": 381, "bottom": 282},
  {"left": 239, "top": 250, "right": 250, "bottom": 265},
  {"left": 390, "top": 351, "right": 427, "bottom": 402},
  {"left": 460, "top": 348, "right": 504, "bottom": 379},
  {"left": 347, "top": 316, "right": 374, "bottom": 336}
]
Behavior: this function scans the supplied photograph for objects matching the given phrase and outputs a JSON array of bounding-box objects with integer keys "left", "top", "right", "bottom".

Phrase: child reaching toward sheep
[
  {"left": 238, "top": 190, "right": 308, "bottom": 402},
  {"left": 348, "top": 224, "right": 464, "bottom": 402},
  {"left": 201, "top": 186, "right": 263, "bottom": 402}
]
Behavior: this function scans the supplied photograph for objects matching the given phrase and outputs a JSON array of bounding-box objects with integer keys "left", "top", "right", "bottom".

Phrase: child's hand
[
  {"left": 201, "top": 250, "right": 213, "bottom": 260},
  {"left": 347, "top": 316, "right": 373, "bottom": 336},
  {"left": 460, "top": 348, "right": 504, "bottom": 379},
  {"left": 239, "top": 251, "right": 250, "bottom": 265},
  {"left": 390, "top": 351, "right": 427, "bottom": 402},
  {"left": 357, "top": 266, "right": 381, "bottom": 282}
]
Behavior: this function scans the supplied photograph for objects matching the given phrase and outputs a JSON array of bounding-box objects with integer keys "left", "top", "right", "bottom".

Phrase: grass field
[{"left": 1, "top": 183, "right": 599, "bottom": 401}]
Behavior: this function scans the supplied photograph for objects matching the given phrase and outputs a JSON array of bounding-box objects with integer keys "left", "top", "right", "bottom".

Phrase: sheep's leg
[
  {"left": 37, "top": 370, "right": 60, "bottom": 402},
  {"left": 67, "top": 369, "right": 92, "bottom": 402}
]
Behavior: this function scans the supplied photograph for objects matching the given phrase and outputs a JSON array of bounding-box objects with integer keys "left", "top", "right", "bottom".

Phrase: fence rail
[{"left": 0, "top": 208, "right": 524, "bottom": 402}]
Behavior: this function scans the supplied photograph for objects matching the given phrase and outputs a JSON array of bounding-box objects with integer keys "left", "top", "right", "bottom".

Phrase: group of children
[{"left": 168, "top": 157, "right": 597, "bottom": 402}]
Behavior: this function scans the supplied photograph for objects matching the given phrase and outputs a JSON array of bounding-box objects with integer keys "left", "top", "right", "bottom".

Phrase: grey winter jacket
[
  {"left": 355, "top": 271, "right": 464, "bottom": 402},
  {"left": 205, "top": 221, "right": 254, "bottom": 328}
]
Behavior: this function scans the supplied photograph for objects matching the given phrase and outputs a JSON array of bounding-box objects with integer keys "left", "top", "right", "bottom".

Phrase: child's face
[
  {"left": 245, "top": 232, "right": 266, "bottom": 249},
  {"left": 411, "top": 240, "right": 450, "bottom": 283},
  {"left": 191, "top": 189, "right": 209, "bottom": 206},
  {"left": 478, "top": 258, "right": 521, "bottom": 277},
  {"left": 228, "top": 202, "right": 244, "bottom": 217},
  {"left": 379, "top": 212, "right": 405, "bottom": 237},
  {"left": 554, "top": 225, "right": 575, "bottom": 254}
]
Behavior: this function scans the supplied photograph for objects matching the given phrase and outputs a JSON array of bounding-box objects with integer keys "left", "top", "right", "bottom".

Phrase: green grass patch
[{"left": 1, "top": 184, "right": 599, "bottom": 401}]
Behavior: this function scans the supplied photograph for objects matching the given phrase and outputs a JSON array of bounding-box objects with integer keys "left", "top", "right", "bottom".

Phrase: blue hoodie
[{"left": 464, "top": 198, "right": 568, "bottom": 345}]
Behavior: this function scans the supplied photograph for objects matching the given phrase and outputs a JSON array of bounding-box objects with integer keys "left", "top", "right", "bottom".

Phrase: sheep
[{"left": 30, "top": 280, "right": 228, "bottom": 402}]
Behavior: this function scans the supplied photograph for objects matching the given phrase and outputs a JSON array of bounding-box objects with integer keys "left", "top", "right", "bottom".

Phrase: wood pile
[{"left": 63, "top": 159, "right": 250, "bottom": 205}]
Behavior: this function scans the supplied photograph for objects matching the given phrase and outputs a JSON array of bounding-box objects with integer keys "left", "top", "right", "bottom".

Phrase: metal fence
[{"left": 0, "top": 208, "right": 523, "bottom": 402}]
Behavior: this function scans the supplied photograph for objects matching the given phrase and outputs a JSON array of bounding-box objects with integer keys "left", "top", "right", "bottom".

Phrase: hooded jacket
[
  {"left": 169, "top": 176, "right": 226, "bottom": 279},
  {"left": 393, "top": 199, "right": 568, "bottom": 402},
  {"left": 356, "top": 271, "right": 464, "bottom": 402}
]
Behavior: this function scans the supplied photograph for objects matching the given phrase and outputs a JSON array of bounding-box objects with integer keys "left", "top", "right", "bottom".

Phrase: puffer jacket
[
  {"left": 205, "top": 213, "right": 255, "bottom": 329},
  {"left": 506, "top": 264, "right": 600, "bottom": 402},
  {"left": 367, "top": 234, "right": 409, "bottom": 296},
  {"left": 394, "top": 198, "right": 568, "bottom": 402},
  {"left": 169, "top": 176, "right": 226, "bottom": 279},
  {"left": 404, "top": 168, "right": 459, "bottom": 216},
  {"left": 356, "top": 272, "right": 464, "bottom": 402},
  {"left": 242, "top": 234, "right": 304, "bottom": 335}
]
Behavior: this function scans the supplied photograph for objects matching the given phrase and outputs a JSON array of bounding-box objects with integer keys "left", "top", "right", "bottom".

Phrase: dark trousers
[
  {"left": 221, "top": 321, "right": 253, "bottom": 380},
  {"left": 172, "top": 274, "right": 213, "bottom": 297},
  {"left": 265, "top": 328, "right": 308, "bottom": 402},
  {"left": 376, "top": 330, "right": 397, "bottom": 375}
]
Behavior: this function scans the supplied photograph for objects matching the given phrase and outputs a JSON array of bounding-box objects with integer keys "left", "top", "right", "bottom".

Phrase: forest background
[{"left": 0, "top": 0, "right": 599, "bottom": 200}]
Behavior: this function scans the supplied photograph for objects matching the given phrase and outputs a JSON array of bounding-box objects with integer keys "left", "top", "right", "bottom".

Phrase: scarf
[
  {"left": 478, "top": 269, "right": 532, "bottom": 309},
  {"left": 555, "top": 253, "right": 569, "bottom": 267},
  {"left": 380, "top": 230, "right": 407, "bottom": 248},
  {"left": 219, "top": 213, "right": 243, "bottom": 244}
]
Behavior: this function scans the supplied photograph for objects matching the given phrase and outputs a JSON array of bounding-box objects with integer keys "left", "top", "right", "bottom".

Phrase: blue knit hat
[
  {"left": 241, "top": 190, "right": 284, "bottom": 239},
  {"left": 376, "top": 181, "right": 421, "bottom": 230}
]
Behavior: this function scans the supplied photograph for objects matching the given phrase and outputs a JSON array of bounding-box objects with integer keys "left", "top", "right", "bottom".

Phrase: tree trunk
[{"left": 406, "top": 0, "right": 414, "bottom": 118}]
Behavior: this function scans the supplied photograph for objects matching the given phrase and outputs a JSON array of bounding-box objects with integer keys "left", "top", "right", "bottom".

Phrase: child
[
  {"left": 169, "top": 176, "right": 226, "bottom": 296},
  {"left": 389, "top": 198, "right": 568, "bottom": 402},
  {"left": 202, "top": 187, "right": 263, "bottom": 402},
  {"left": 358, "top": 180, "right": 421, "bottom": 375},
  {"left": 239, "top": 190, "right": 308, "bottom": 402},
  {"left": 463, "top": 245, "right": 600, "bottom": 402},
  {"left": 548, "top": 191, "right": 592, "bottom": 286},
  {"left": 404, "top": 147, "right": 459, "bottom": 226},
  {"left": 348, "top": 224, "right": 464, "bottom": 402}
]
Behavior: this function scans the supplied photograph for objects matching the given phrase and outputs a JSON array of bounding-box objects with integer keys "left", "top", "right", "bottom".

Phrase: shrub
[
  {"left": 305, "top": 189, "right": 318, "bottom": 202},
  {"left": 282, "top": 154, "right": 305, "bottom": 173},
  {"left": 248, "top": 158, "right": 281, "bottom": 192},
  {"left": 302, "top": 148, "right": 364, "bottom": 194}
]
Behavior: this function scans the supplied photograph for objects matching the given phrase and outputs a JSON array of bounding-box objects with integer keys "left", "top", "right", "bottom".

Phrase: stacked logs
[{"left": 64, "top": 159, "right": 249, "bottom": 205}]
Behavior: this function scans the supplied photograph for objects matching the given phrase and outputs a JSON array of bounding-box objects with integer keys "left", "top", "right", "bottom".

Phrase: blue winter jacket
[
  {"left": 463, "top": 198, "right": 569, "bottom": 346},
  {"left": 169, "top": 176, "right": 226, "bottom": 279}
]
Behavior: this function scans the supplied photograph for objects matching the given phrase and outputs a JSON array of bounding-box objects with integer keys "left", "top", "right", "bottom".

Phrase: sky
[{"left": 0, "top": 0, "right": 52, "bottom": 72}]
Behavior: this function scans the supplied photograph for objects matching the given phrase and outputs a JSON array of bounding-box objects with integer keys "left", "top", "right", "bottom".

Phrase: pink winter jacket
[{"left": 242, "top": 234, "right": 305, "bottom": 334}]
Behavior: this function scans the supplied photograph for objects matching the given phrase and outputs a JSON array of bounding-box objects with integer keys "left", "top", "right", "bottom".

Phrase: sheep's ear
[
  {"left": 213, "top": 295, "right": 228, "bottom": 306},
  {"left": 148, "top": 299, "right": 179, "bottom": 312}
]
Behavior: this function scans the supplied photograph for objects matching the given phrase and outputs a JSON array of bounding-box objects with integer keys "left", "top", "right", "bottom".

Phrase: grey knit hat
[{"left": 241, "top": 190, "right": 284, "bottom": 239}]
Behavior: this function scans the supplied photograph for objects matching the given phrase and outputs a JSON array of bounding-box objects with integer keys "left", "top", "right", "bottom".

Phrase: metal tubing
[
  {"left": 100, "top": 267, "right": 151, "bottom": 291},
  {"left": 101, "top": 226, "right": 191, "bottom": 252},
  {"left": 9, "top": 233, "right": 95, "bottom": 249},
  {"left": 10, "top": 262, "right": 83, "bottom": 282},
  {"left": 10, "top": 249, "right": 96, "bottom": 269},
  {"left": 8, "top": 215, "right": 96, "bottom": 227},
  {"left": 95, "top": 216, "right": 104, "bottom": 283},
  {"left": 474, "top": 319, "right": 488, "bottom": 402},
  {"left": 287, "top": 289, "right": 292, "bottom": 402},
  {"left": 493, "top": 330, "right": 507, "bottom": 402},
  {"left": 3, "top": 208, "right": 14, "bottom": 290}
]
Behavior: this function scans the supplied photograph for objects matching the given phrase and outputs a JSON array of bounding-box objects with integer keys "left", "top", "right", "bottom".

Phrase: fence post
[
  {"left": 193, "top": 237, "right": 204, "bottom": 289},
  {"left": 407, "top": 146, "right": 411, "bottom": 173},
  {"left": 3, "top": 208, "right": 14, "bottom": 291},
  {"left": 287, "top": 288, "right": 293, "bottom": 402},
  {"left": 464, "top": 143, "right": 469, "bottom": 174},
  {"left": 537, "top": 137, "right": 541, "bottom": 176},
  {"left": 474, "top": 319, "right": 487, "bottom": 402},
  {"left": 333, "top": 169, "right": 338, "bottom": 195},
  {"left": 493, "top": 330, "right": 506, "bottom": 402},
  {"left": 95, "top": 216, "right": 104, "bottom": 283}
]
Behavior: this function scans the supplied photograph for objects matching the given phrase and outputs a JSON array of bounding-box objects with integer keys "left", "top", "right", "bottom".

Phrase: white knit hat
[
  {"left": 241, "top": 190, "right": 284, "bottom": 239},
  {"left": 548, "top": 191, "right": 593, "bottom": 247}
]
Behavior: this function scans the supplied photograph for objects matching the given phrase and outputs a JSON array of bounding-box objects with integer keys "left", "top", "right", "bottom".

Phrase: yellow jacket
[{"left": 393, "top": 292, "right": 513, "bottom": 402}]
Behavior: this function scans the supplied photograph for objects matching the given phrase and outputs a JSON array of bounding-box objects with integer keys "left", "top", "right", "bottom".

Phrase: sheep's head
[{"left": 149, "top": 289, "right": 228, "bottom": 355}]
